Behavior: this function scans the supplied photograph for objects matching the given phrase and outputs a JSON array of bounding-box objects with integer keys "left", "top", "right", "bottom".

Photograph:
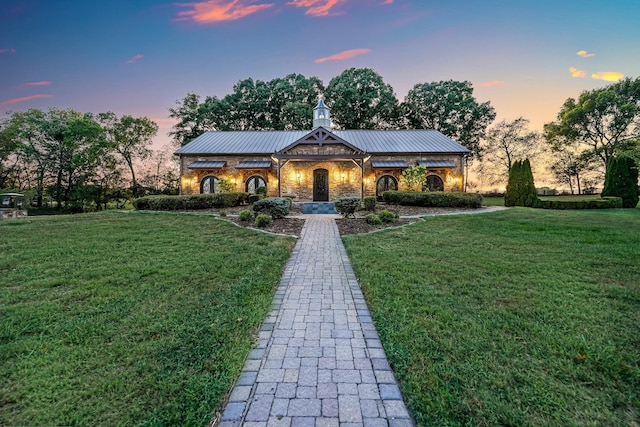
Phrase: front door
[{"left": 313, "top": 169, "right": 329, "bottom": 201}]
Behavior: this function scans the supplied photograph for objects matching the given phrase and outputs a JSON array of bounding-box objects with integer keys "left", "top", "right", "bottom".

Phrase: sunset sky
[{"left": 1, "top": 0, "right": 639, "bottom": 149}]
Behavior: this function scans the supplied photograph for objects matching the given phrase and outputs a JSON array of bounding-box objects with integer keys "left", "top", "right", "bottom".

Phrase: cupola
[{"left": 313, "top": 96, "right": 331, "bottom": 129}]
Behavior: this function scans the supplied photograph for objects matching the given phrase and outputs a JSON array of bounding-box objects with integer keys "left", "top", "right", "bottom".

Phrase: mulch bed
[{"left": 207, "top": 204, "right": 480, "bottom": 237}]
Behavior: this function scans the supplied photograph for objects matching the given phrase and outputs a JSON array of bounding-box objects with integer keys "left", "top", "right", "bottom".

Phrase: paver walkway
[{"left": 218, "top": 216, "right": 414, "bottom": 427}]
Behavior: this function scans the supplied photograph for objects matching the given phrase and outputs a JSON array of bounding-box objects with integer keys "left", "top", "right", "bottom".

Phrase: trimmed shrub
[
  {"left": 252, "top": 197, "right": 290, "bottom": 219},
  {"left": 363, "top": 196, "right": 377, "bottom": 211},
  {"left": 365, "top": 213, "right": 382, "bottom": 225},
  {"left": 504, "top": 159, "right": 539, "bottom": 207},
  {"left": 238, "top": 209, "right": 253, "bottom": 221},
  {"left": 378, "top": 209, "right": 398, "bottom": 223},
  {"left": 247, "top": 194, "right": 260, "bottom": 204},
  {"left": 255, "top": 186, "right": 267, "bottom": 196},
  {"left": 537, "top": 197, "right": 623, "bottom": 210},
  {"left": 382, "top": 191, "right": 483, "bottom": 208},
  {"left": 133, "top": 193, "right": 244, "bottom": 211},
  {"left": 254, "top": 213, "right": 273, "bottom": 227},
  {"left": 602, "top": 155, "right": 639, "bottom": 208},
  {"left": 334, "top": 197, "right": 361, "bottom": 217}
]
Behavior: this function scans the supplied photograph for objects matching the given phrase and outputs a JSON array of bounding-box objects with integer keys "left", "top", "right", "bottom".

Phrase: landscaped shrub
[
  {"left": 252, "top": 197, "right": 290, "bottom": 219},
  {"left": 254, "top": 213, "right": 272, "bottom": 227},
  {"left": 248, "top": 194, "right": 260, "bottom": 204},
  {"left": 363, "top": 196, "right": 376, "bottom": 211},
  {"left": 382, "top": 191, "right": 483, "bottom": 208},
  {"left": 378, "top": 209, "right": 398, "bottom": 223},
  {"left": 504, "top": 159, "right": 539, "bottom": 207},
  {"left": 401, "top": 165, "right": 427, "bottom": 191},
  {"left": 255, "top": 186, "right": 267, "bottom": 196},
  {"left": 133, "top": 193, "right": 244, "bottom": 211},
  {"left": 602, "top": 155, "right": 639, "bottom": 208},
  {"left": 536, "top": 197, "right": 623, "bottom": 210},
  {"left": 365, "top": 213, "right": 382, "bottom": 225},
  {"left": 334, "top": 197, "right": 361, "bottom": 217},
  {"left": 238, "top": 210, "right": 253, "bottom": 221}
]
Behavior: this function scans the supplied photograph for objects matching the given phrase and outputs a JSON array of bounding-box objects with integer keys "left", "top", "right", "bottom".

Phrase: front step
[{"left": 302, "top": 202, "right": 338, "bottom": 214}]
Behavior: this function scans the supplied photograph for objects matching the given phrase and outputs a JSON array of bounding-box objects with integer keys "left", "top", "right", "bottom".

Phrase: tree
[
  {"left": 98, "top": 112, "right": 158, "bottom": 198},
  {"left": 548, "top": 146, "right": 594, "bottom": 194},
  {"left": 402, "top": 80, "right": 496, "bottom": 158},
  {"left": 504, "top": 159, "right": 539, "bottom": 207},
  {"left": 401, "top": 165, "right": 427, "bottom": 191},
  {"left": 478, "top": 117, "right": 542, "bottom": 184},
  {"left": 544, "top": 77, "right": 640, "bottom": 171},
  {"left": 267, "top": 73, "right": 325, "bottom": 130},
  {"left": 602, "top": 155, "right": 639, "bottom": 208},
  {"left": 0, "top": 115, "right": 21, "bottom": 189},
  {"left": 325, "top": 68, "right": 401, "bottom": 129},
  {"left": 168, "top": 93, "right": 230, "bottom": 146}
]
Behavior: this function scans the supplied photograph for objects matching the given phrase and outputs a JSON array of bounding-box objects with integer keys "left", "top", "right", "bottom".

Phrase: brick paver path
[{"left": 218, "top": 216, "right": 414, "bottom": 427}]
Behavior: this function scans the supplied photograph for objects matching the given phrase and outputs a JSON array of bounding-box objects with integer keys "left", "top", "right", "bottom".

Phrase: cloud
[
  {"left": 477, "top": 80, "right": 505, "bottom": 88},
  {"left": 569, "top": 67, "right": 586, "bottom": 78},
  {"left": 591, "top": 71, "right": 624, "bottom": 82},
  {"left": 287, "top": 0, "right": 343, "bottom": 17},
  {"left": 1, "top": 94, "right": 52, "bottom": 107},
  {"left": 24, "top": 81, "right": 52, "bottom": 86},
  {"left": 0, "top": 48, "right": 16, "bottom": 54},
  {"left": 176, "top": 0, "right": 274, "bottom": 23},
  {"left": 382, "top": 0, "right": 393, "bottom": 4},
  {"left": 126, "top": 54, "right": 144, "bottom": 64},
  {"left": 315, "top": 48, "right": 371, "bottom": 63},
  {"left": 576, "top": 50, "right": 595, "bottom": 58}
]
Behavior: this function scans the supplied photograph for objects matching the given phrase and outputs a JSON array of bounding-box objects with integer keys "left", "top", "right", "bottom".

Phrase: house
[{"left": 175, "top": 99, "right": 470, "bottom": 201}]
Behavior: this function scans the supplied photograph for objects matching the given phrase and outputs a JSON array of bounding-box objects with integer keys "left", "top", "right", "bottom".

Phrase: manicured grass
[
  {"left": 0, "top": 211, "right": 295, "bottom": 426},
  {"left": 483, "top": 194, "right": 640, "bottom": 208},
  {"left": 480, "top": 195, "right": 504, "bottom": 206},
  {"left": 343, "top": 208, "right": 640, "bottom": 426}
]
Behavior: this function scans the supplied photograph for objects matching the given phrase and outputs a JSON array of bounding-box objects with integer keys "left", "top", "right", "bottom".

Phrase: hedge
[
  {"left": 382, "top": 191, "right": 483, "bottom": 208},
  {"left": 536, "top": 197, "right": 622, "bottom": 210},
  {"left": 334, "top": 197, "right": 361, "bottom": 217},
  {"left": 252, "top": 197, "right": 290, "bottom": 219},
  {"left": 133, "top": 193, "right": 245, "bottom": 210}
]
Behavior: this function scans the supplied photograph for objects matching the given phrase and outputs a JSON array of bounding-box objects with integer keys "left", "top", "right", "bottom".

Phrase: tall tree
[
  {"left": 478, "top": 117, "right": 542, "bottom": 184},
  {"left": 544, "top": 77, "right": 640, "bottom": 170},
  {"left": 602, "top": 155, "right": 639, "bottom": 208},
  {"left": 0, "top": 115, "right": 21, "bottom": 189},
  {"left": 98, "top": 112, "right": 158, "bottom": 198},
  {"left": 402, "top": 80, "right": 496, "bottom": 158},
  {"left": 168, "top": 93, "right": 230, "bottom": 146},
  {"left": 548, "top": 147, "right": 594, "bottom": 195},
  {"left": 325, "top": 68, "right": 400, "bottom": 129},
  {"left": 267, "top": 73, "right": 325, "bottom": 129}
]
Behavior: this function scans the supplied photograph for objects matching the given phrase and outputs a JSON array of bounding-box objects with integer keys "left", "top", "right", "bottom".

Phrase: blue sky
[{"left": 1, "top": 0, "right": 639, "bottom": 148}]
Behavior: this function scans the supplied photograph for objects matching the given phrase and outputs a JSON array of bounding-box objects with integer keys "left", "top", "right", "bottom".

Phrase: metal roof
[
  {"left": 188, "top": 161, "right": 226, "bottom": 169},
  {"left": 237, "top": 161, "right": 272, "bottom": 169},
  {"left": 175, "top": 129, "right": 469, "bottom": 155},
  {"left": 417, "top": 160, "right": 456, "bottom": 168},
  {"left": 371, "top": 160, "right": 409, "bottom": 168}
]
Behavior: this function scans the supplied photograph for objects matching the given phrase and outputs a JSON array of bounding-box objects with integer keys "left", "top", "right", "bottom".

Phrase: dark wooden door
[{"left": 313, "top": 169, "right": 329, "bottom": 201}]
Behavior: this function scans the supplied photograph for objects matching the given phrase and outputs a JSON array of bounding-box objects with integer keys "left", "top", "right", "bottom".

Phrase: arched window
[
  {"left": 201, "top": 176, "right": 219, "bottom": 194},
  {"left": 376, "top": 175, "right": 398, "bottom": 198},
  {"left": 246, "top": 175, "right": 267, "bottom": 193},
  {"left": 425, "top": 175, "right": 444, "bottom": 191}
]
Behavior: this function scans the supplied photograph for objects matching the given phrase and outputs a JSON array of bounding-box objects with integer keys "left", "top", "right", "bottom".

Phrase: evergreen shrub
[
  {"left": 378, "top": 209, "right": 398, "bottom": 223},
  {"left": 382, "top": 191, "right": 482, "bottom": 208},
  {"left": 363, "top": 196, "right": 377, "bottom": 211},
  {"left": 504, "top": 159, "right": 539, "bottom": 207},
  {"left": 536, "top": 197, "right": 622, "bottom": 210},
  {"left": 365, "top": 213, "right": 382, "bottom": 225},
  {"left": 602, "top": 155, "right": 639, "bottom": 208},
  {"left": 133, "top": 193, "right": 244, "bottom": 210},
  {"left": 334, "top": 197, "right": 361, "bottom": 217},
  {"left": 254, "top": 213, "right": 273, "bottom": 227},
  {"left": 252, "top": 198, "right": 290, "bottom": 219},
  {"left": 238, "top": 210, "right": 253, "bottom": 221}
]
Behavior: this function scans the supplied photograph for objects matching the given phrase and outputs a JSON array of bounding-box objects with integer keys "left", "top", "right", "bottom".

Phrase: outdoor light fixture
[
  {"left": 341, "top": 172, "right": 346, "bottom": 183},
  {"left": 296, "top": 172, "right": 301, "bottom": 184}
]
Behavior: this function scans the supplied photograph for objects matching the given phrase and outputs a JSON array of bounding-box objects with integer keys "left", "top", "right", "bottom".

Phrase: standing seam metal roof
[{"left": 175, "top": 129, "right": 469, "bottom": 155}]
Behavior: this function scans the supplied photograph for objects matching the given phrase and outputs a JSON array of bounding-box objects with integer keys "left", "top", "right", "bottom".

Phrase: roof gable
[{"left": 274, "top": 127, "right": 366, "bottom": 159}]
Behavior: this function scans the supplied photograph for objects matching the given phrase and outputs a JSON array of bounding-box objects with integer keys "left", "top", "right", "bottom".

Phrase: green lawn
[
  {"left": 343, "top": 208, "right": 640, "bottom": 426},
  {"left": 0, "top": 211, "right": 295, "bottom": 426}
]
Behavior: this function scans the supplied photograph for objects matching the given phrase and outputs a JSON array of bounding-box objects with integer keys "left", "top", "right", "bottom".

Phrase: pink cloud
[
  {"left": 0, "top": 48, "right": 16, "bottom": 54},
  {"left": 287, "top": 0, "right": 343, "bottom": 17},
  {"left": 176, "top": 0, "right": 274, "bottom": 23},
  {"left": 315, "top": 48, "right": 371, "bottom": 63},
  {"left": 24, "top": 81, "right": 52, "bottom": 86},
  {"left": 591, "top": 71, "right": 624, "bottom": 82},
  {"left": 477, "top": 80, "right": 505, "bottom": 88},
  {"left": 382, "top": 0, "right": 393, "bottom": 4},
  {"left": 1, "top": 94, "right": 52, "bottom": 107},
  {"left": 126, "top": 54, "right": 144, "bottom": 64}
]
